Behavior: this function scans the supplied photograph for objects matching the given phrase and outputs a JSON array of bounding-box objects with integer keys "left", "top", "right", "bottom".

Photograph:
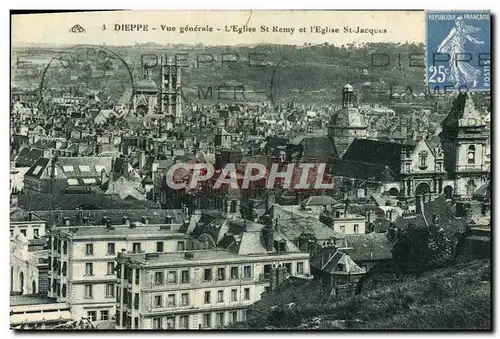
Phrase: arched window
[
  {"left": 468, "top": 145, "right": 476, "bottom": 164},
  {"left": 419, "top": 151, "right": 428, "bottom": 169}
]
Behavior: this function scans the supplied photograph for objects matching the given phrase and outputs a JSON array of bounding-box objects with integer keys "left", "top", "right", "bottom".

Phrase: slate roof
[
  {"left": 24, "top": 158, "right": 52, "bottom": 179},
  {"left": 57, "top": 157, "right": 113, "bottom": 179},
  {"left": 395, "top": 195, "right": 468, "bottom": 235},
  {"left": 343, "top": 233, "right": 393, "bottom": 262},
  {"left": 273, "top": 204, "right": 343, "bottom": 241},
  {"left": 301, "top": 136, "right": 336, "bottom": 162},
  {"left": 10, "top": 207, "right": 43, "bottom": 222},
  {"left": 329, "top": 157, "right": 396, "bottom": 182},
  {"left": 15, "top": 147, "right": 44, "bottom": 167},
  {"left": 342, "top": 139, "right": 415, "bottom": 177},
  {"left": 310, "top": 248, "right": 365, "bottom": 274},
  {"left": 301, "top": 196, "right": 339, "bottom": 206},
  {"left": 33, "top": 208, "right": 185, "bottom": 227}
]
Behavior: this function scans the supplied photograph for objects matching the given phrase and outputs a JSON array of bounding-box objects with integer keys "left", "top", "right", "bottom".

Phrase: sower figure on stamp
[{"left": 437, "top": 15, "right": 484, "bottom": 89}]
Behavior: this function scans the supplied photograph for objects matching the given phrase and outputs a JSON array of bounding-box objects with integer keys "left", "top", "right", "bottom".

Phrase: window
[
  {"left": 241, "top": 310, "right": 247, "bottom": 321},
  {"left": 231, "top": 289, "right": 237, "bottom": 302},
  {"left": 437, "top": 163, "right": 442, "bottom": 172},
  {"left": 156, "top": 241, "right": 164, "bottom": 253},
  {"left": 134, "top": 317, "right": 139, "bottom": 329},
  {"left": 132, "top": 243, "right": 141, "bottom": 253},
  {"left": 153, "top": 318, "right": 162, "bottom": 329},
  {"left": 20, "top": 229, "right": 27, "bottom": 237},
  {"left": 62, "top": 165, "right": 74, "bottom": 172},
  {"left": 216, "top": 312, "right": 224, "bottom": 326},
  {"left": 405, "top": 163, "right": 410, "bottom": 172},
  {"left": 204, "top": 268, "right": 212, "bottom": 281},
  {"left": 181, "top": 270, "right": 190, "bottom": 283},
  {"left": 100, "top": 310, "right": 109, "bottom": 321},
  {"left": 84, "top": 284, "right": 93, "bottom": 298},
  {"left": 230, "top": 311, "right": 238, "bottom": 323},
  {"left": 107, "top": 243, "right": 115, "bottom": 255},
  {"left": 354, "top": 224, "right": 359, "bottom": 233},
  {"left": 166, "top": 317, "right": 175, "bottom": 330},
  {"left": 107, "top": 262, "right": 115, "bottom": 275},
  {"left": 468, "top": 145, "right": 476, "bottom": 164},
  {"left": 230, "top": 267, "right": 239, "bottom": 280},
  {"left": 179, "top": 315, "right": 189, "bottom": 329},
  {"left": 244, "top": 288, "right": 250, "bottom": 300},
  {"left": 87, "top": 311, "right": 97, "bottom": 321},
  {"left": 154, "top": 295, "right": 163, "bottom": 308},
  {"left": 32, "top": 165, "right": 43, "bottom": 176},
  {"left": 181, "top": 293, "right": 189, "bottom": 306},
  {"left": 177, "top": 241, "right": 185, "bottom": 251},
  {"left": 9, "top": 229, "right": 13, "bottom": 238},
  {"left": 79, "top": 165, "right": 90, "bottom": 172},
  {"left": 167, "top": 271, "right": 177, "bottom": 284},
  {"left": 85, "top": 263, "right": 94, "bottom": 276},
  {"left": 339, "top": 225, "right": 345, "bottom": 233},
  {"left": 135, "top": 270, "right": 140, "bottom": 285},
  {"left": 154, "top": 271, "right": 164, "bottom": 285},
  {"left": 33, "top": 229, "right": 39, "bottom": 238},
  {"left": 243, "top": 265, "right": 252, "bottom": 279},
  {"left": 106, "top": 283, "right": 115, "bottom": 298},
  {"left": 419, "top": 151, "right": 428, "bottom": 168},
  {"left": 63, "top": 241, "right": 67, "bottom": 255},
  {"left": 217, "top": 290, "right": 224, "bottom": 303},
  {"left": 85, "top": 244, "right": 94, "bottom": 256},
  {"left": 82, "top": 178, "right": 97, "bottom": 185},
  {"left": 67, "top": 179, "right": 79, "bottom": 186},
  {"left": 62, "top": 263, "right": 67, "bottom": 276},
  {"left": 297, "top": 262, "right": 304, "bottom": 274},
  {"left": 62, "top": 284, "right": 67, "bottom": 297},
  {"left": 204, "top": 291, "right": 211, "bottom": 304},
  {"left": 217, "top": 267, "right": 226, "bottom": 280},
  {"left": 202, "top": 313, "right": 211, "bottom": 328},
  {"left": 167, "top": 294, "right": 176, "bottom": 307},
  {"left": 134, "top": 293, "right": 139, "bottom": 310}
]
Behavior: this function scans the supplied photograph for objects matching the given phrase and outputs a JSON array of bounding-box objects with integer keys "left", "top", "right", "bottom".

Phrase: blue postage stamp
[{"left": 426, "top": 11, "right": 491, "bottom": 92}]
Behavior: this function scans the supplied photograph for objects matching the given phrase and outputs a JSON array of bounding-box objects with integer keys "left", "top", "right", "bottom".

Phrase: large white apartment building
[
  {"left": 46, "top": 209, "right": 187, "bottom": 324},
  {"left": 115, "top": 248, "right": 311, "bottom": 330}
]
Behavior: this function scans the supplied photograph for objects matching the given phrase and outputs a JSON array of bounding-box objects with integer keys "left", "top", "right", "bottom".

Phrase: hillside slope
[{"left": 229, "top": 259, "right": 491, "bottom": 330}]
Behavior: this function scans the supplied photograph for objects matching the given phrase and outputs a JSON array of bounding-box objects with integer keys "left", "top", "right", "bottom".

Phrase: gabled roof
[
  {"left": 15, "top": 147, "right": 44, "bottom": 167},
  {"left": 442, "top": 92, "right": 484, "bottom": 129},
  {"left": 343, "top": 233, "right": 393, "bottom": 261},
  {"left": 301, "top": 195, "right": 339, "bottom": 207},
  {"left": 310, "top": 248, "right": 365, "bottom": 274},
  {"left": 301, "top": 136, "right": 336, "bottom": 163}
]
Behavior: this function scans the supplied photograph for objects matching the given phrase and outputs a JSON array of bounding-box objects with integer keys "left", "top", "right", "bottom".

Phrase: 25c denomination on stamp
[{"left": 426, "top": 10, "right": 490, "bottom": 92}]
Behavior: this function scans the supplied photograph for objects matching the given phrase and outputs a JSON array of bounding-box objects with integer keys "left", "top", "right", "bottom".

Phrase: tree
[{"left": 391, "top": 225, "right": 454, "bottom": 273}]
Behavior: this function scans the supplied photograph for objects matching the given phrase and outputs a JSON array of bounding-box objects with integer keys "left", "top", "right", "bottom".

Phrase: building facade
[
  {"left": 46, "top": 219, "right": 187, "bottom": 323},
  {"left": 115, "top": 249, "right": 311, "bottom": 330}
]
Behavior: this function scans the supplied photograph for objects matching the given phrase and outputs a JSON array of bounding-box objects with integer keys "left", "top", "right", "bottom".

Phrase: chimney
[
  {"left": 344, "top": 198, "right": 350, "bottom": 214},
  {"left": 138, "top": 151, "right": 146, "bottom": 170},
  {"left": 103, "top": 217, "right": 113, "bottom": 230},
  {"left": 78, "top": 208, "right": 84, "bottom": 221},
  {"left": 122, "top": 216, "right": 130, "bottom": 226},
  {"left": 82, "top": 216, "right": 89, "bottom": 225},
  {"left": 270, "top": 265, "right": 278, "bottom": 290},
  {"left": 100, "top": 169, "right": 107, "bottom": 185},
  {"left": 165, "top": 215, "right": 173, "bottom": 224},
  {"left": 122, "top": 159, "right": 130, "bottom": 180},
  {"left": 141, "top": 216, "right": 149, "bottom": 224},
  {"left": 95, "top": 143, "right": 102, "bottom": 155},
  {"left": 63, "top": 217, "right": 71, "bottom": 226},
  {"left": 28, "top": 210, "right": 33, "bottom": 221}
]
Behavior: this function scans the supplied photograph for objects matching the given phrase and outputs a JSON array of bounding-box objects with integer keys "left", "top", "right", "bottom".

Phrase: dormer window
[
  {"left": 419, "top": 151, "right": 428, "bottom": 169},
  {"left": 468, "top": 145, "right": 476, "bottom": 164}
]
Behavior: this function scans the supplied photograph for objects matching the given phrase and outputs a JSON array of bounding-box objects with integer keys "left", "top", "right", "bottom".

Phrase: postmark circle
[{"left": 38, "top": 44, "right": 134, "bottom": 118}]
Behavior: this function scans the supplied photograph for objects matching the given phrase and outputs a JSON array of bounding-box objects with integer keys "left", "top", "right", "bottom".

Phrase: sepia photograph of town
[{"left": 9, "top": 10, "right": 491, "bottom": 331}]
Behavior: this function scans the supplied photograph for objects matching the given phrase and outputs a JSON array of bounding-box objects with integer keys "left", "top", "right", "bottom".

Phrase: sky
[{"left": 12, "top": 10, "right": 425, "bottom": 47}]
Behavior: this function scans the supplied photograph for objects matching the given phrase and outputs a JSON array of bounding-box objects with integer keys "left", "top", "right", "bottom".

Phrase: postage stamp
[{"left": 426, "top": 10, "right": 491, "bottom": 92}]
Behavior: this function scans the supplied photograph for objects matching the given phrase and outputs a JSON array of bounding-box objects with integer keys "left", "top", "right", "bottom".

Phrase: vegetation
[{"left": 229, "top": 259, "right": 491, "bottom": 330}]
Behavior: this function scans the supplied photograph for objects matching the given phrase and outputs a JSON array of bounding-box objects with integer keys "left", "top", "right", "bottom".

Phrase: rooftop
[
  {"left": 10, "top": 294, "right": 59, "bottom": 307},
  {"left": 56, "top": 223, "right": 185, "bottom": 238}
]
